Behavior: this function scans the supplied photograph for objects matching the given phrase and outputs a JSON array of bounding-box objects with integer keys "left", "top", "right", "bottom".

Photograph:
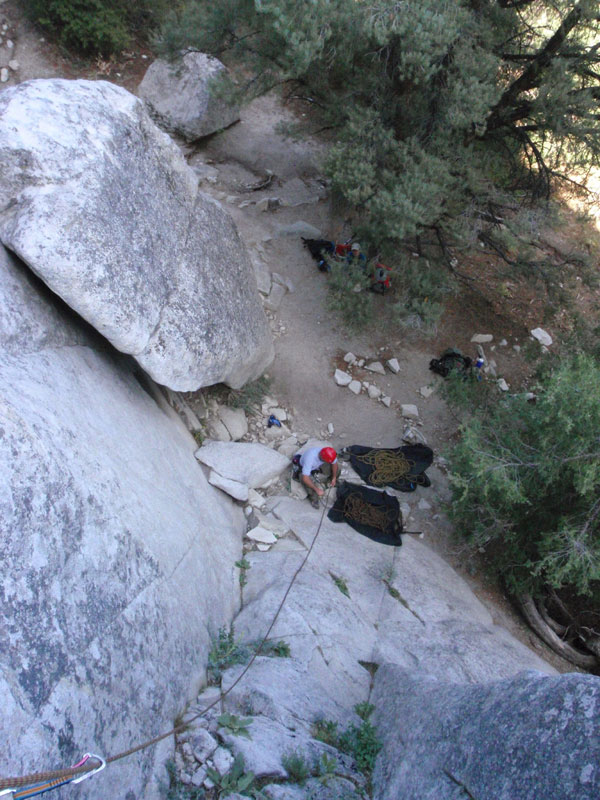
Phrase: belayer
[{"left": 292, "top": 445, "right": 339, "bottom": 508}]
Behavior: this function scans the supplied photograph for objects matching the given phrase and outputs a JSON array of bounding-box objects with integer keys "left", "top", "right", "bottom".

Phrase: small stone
[
  {"left": 418, "top": 498, "right": 432, "bottom": 511},
  {"left": 401, "top": 404, "right": 419, "bottom": 419},
  {"left": 0, "top": 68, "right": 8, "bottom": 83},
  {"left": 264, "top": 282, "right": 287, "bottom": 311},
  {"left": 368, "top": 385, "right": 382, "bottom": 399},
  {"left": 256, "top": 543, "right": 270, "bottom": 551},
  {"left": 419, "top": 386, "right": 434, "bottom": 398},
  {"left": 471, "top": 334, "right": 493, "bottom": 343},
  {"left": 327, "top": 423, "right": 334, "bottom": 434},
  {"left": 8, "top": 60, "right": 19, "bottom": 71},
  {"left": 357, "top": 359, "right": 365, "bottom": 367},
  {"left": 531, "top": 327, "right": 552, "bottom": 347},
  {"left": 203, "top": 777, "right": 215, "bottom": 790},
  {"left": 212, "top": 747, "right": 234, "bottom": 776},
  {"left": 270, "top": 407, "right": 287, "bottom": 421},
  {"left": 343, "top": 352, "right": 356, "bottom": 363},
  {"left": 191, "top": 729, "right": 218, "bottom": 762},
  {"left": 365, "top": 361, "right": 386, "bottom": 375},
  {"left": 381, "top": 395, "right": 392, "bottom": 407},
  {"left": 334, "top": 369, "right": 353, "bottom": 386},
  {"left": 497, "top": 378, "right": 509, "bottom": 391},
  {"left": 513, "top": 345, "right": 521, "bottom": 353},
  {"left": 271, "top": 272, "right": 294, "bottom": 293},
  {"left": 247, "top": 488, "right": 266, "bottom": 508},
  {"left": 499, "top": 339, "right": 508, "bottom": 346},
  {"left": 348, "top": 380, "right": 362, "bottom": 395},
  {"left": 386, "top": 358, "right": 400, "bottom": 374},
  {"left": 6, "top": 39, "right": 13, "bottom": 49},
  {"left": 246, "top": 525, "right": 278, "bottom": 544},
  {"left": 191, "top": 767, "right": 207, "bottom": 787}
]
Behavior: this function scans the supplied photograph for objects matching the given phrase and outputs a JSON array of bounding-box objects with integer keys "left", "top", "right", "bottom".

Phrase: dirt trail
[{"left": 2, "top": 8, "right": 576, "bottom": 672}]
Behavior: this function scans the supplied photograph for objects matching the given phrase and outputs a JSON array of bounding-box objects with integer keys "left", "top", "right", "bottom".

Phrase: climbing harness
[{"left": 0, "top": 491, "right": 333, "bottom": 797}]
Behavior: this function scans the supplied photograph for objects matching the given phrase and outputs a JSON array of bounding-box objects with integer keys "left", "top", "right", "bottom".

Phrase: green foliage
[
  {"left": 206, "top": 753, "right": 258, "bottom": 797},
  {"left": 164, "top": 760, "right": 205, "bottom": 800},
  {"left": 227, "top": 376, "right": 271, "bottom": 414},
  {"left": 338, "top": 718, "right": 382, "bottom": 776},
  {"left": 330, "top": 572, "right": 350, "bottom": 597},
  {"left": 207, "top": 627, "right": 252, "bottom": 684},
  {"left": 257, "top": 639, "right": 291, "bottom": 658},
  {"left": 391, "top": 255, "right": 450, "bottom": 332},
  {"left": 326, "top": 260, "right": 373, "bottom": 330},
  {"left": 312, "top": 704, "right": 381, "bottom": 778},
  {"left": 311, "top": 718, "right": 340, "bottom": 747},
  {"left": 158, "top": 0, "right": 600, "bottom": 298},
  {"left": 354, "top": 702, "right": 375, "bottom": 722},
  {"left": 281, "top": 750, "right": 311, "bottom": 785},
  {"left": 235, "top": 558, "right": 250, "bottom": 588},
  {"left": 448, "top": 355, "right": 600, "bottom": 599},
  {"left": 24, "top": 0, "right": 170, "bottom": 55},
  {"left": 313, "top": 752, "right": 338, "bottom": 781},
  {"left": 217, "top": 712, "right": 253, "bottom": 739}
]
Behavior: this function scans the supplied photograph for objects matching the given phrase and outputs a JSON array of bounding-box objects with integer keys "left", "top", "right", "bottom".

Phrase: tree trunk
[{"left": 517, "top": 594, "right": 598, "bottom": 670}]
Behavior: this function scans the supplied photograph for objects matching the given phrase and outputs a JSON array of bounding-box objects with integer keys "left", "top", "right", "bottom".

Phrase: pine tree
[{"left": 157, "top": 0, "right": 600, "bottom": 292}]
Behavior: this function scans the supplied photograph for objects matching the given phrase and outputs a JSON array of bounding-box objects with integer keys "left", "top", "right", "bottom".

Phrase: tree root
[{"left": 517, "top": 594, "right": 598, "bottom": 670}]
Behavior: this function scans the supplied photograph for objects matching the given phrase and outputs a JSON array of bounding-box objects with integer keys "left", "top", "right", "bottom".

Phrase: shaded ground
[{"left": 4, "top": 3, "right": 592, "bottom": 674}]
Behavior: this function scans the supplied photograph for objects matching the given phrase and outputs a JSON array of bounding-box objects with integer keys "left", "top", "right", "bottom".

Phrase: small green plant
[
  {"left": 281, "top": 750, "right": 311, "bottom": 785},
  {"left": 206, "top": 753, "right": 258, "bottom": 797},
  {"left": 354, "top": 702, "right": 375, "bottom": 722},
  {"left": 338, "top": 707, "right": 382, "bottom": 776},
  {"left": 192, "top": 429, "right": 204, "bottom": 446},
  {"left": 313, "top": 752, "right": 338, "bottom": 783},
  {"left": 227, "top": 376, "right": 271, "bottom": 414},
  {"left": 330, "top": 572, "right": 350, "bottom": 597},
  {"left": 164, "top": 760, "right": 205, "bottom": 799},
  {"left": 217, "top": 712, "right": 253, "bottom": 739},
  {"left": 383, "top": 579, "right": 400, "bottom": 600},
  {"left": 311, "top": 718, "right": 339, "bottom": 747},
  {"left": 235, "top": 558, "right": 251, "bottom": 588},
  {"left": 207, "top": 627, "right": 251, "bottom": 685},
  {"left": 256, "top": 639, "right": 291, "bottom": 658}
]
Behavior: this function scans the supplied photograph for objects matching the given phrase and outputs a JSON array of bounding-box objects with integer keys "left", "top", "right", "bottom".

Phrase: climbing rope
[
  {"left": 351, "top": 449, "right": 413, "bottom": 486},
  {"left": 0, "top": 488, "right": 333, "bottom": 796},
  {"left": 341, "top": 491, "right": 399, "bottom": 532}
]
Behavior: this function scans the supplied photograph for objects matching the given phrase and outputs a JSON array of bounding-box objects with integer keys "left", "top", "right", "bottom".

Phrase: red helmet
[{"left": 319, "top": 447, "right": 337, "bottom": 463}]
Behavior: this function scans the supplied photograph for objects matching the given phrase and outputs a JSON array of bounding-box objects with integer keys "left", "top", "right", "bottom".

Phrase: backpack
[{"left": 429, "top": 348, "right": 472, "bottom": 378}]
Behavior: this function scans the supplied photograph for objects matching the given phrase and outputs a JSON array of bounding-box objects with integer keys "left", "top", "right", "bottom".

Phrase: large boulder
[
  {"left": 138, "top": 52, "right": 240, "bottom": 140},
  {"left": 0, "top": 78, "right": 273, "bottom": 391},
  {"left": 371, "top": 667, "right": 600, "bottom": 800},
  {"left": 0, "top": 244, "right": 244, "bottom": 798}
]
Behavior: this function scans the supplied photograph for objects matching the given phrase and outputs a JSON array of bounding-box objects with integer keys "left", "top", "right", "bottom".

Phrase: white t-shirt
[{"left": 299, "top": 447, "right": 338, "bottom": 476}]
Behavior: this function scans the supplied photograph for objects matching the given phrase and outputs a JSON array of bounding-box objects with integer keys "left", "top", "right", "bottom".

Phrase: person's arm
[
  {"left": 301, "top": 473, "right": 324, "bottom": 496},
  {"left": 330, "top": 462, "right": 339, "bottom": 486}
]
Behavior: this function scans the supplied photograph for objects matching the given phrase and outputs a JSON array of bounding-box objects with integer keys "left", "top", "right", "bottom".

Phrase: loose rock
[
  {"left": 401, "top": 404, "right": 419, "bottom": 419},
  {"left": 334, "top": 369, "right": 353, "bottom": 387},
  {"left": 365, "top": 361, "right": 386, "bottom": 375},
  {"left": 386, "top": 358, "right": 401, "bottom": 374},
  {"left": 348, "top": 380, "right": 362, "bottom": 395},
  {"left": 471, "top": 334, "right": 493, "bottom": 343},
  {"left": 531, "top": 327, "right": 552, "bottom": 347}
]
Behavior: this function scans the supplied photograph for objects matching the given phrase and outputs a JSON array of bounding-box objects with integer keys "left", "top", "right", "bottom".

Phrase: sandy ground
[{"left": 1, "top": 3, "right": 578, "bottom": 673}]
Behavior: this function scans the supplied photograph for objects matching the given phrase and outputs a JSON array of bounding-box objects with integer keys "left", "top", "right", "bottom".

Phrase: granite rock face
[
  {"left": 0, "top": 79, "right": 272, "bottom": 390},
  {"left": 138, "top": 52, "right": 240, "bottom": 141},
  {"left": 0, "top": 245, "right": 244, "bottom": 799},
  {"left": 371, "top": 667, "right": 600, "bottom": 800}
]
